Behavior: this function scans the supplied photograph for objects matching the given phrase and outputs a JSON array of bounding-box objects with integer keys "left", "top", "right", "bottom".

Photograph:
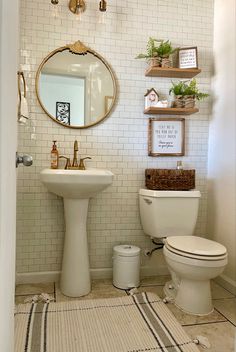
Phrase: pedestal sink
[{"left": 40, "top": 168, "right": 114, "bottom": 297}]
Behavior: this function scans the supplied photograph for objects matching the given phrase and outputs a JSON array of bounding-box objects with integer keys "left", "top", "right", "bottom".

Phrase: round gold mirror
[{"left": 36, "top": 41, "right": 117, "bottom": 128}]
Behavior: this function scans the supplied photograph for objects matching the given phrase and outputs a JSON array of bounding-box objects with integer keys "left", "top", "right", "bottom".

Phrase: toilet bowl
[
  {"left": 139, "top": 189, "right": 228, "bottom": 315},
  {"left": 163, "top": 236, "right": 228, "bottom": 315}
]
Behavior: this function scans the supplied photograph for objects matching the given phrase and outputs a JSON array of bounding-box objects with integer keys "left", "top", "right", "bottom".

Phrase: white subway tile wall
[{"left": 17, "top": 0, "right": 214, "bottom": 274}]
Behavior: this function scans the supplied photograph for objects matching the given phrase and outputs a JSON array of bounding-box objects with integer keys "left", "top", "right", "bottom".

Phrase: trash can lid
[{"left": 113, "top": 245, "right": 141, "bottom": 257}]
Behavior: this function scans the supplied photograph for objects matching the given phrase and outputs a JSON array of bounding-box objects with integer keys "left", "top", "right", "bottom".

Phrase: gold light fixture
[
  {"left": 51, "top": 0, "right": 107, "bottom": 20},
  {"left": 51, "top": 0, "right": 60, "bottom": 18},
  {"left": 69, "top": 0, "right": 86, "bottom": 15},
  {"left": 99, "top": 0, "right": 107, "bottom": 12}
]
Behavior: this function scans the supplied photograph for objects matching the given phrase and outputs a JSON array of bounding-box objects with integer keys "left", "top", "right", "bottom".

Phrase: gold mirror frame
[{"left": 35, "top": 41, "right": 117, "bottom": 129}]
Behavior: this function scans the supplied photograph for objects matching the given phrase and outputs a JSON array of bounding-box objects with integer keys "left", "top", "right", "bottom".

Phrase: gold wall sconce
[
  {"left": 50, "top": 0, "right": 107, "bottom": 17},
  {"left": 69, "top": 0, "right": 86, "bottom": 15}
]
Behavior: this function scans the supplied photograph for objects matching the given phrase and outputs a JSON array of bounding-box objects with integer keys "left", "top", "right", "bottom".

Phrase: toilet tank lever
[{"left": 144, "top": 198, "right": 152, "bottom": 204}]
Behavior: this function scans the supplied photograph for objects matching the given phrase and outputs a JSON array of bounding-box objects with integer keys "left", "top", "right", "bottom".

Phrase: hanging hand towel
[
  {"left": 18, "top": 94, "right": 29, "bottom": 124},
  {"left": 17, "top": 71, "right": 30, "bottom": 124}
]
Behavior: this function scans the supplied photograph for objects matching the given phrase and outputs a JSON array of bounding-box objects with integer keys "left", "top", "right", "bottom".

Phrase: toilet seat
[
  {"left": 164, "top": 245, "right": 228, "bottom": 268},
  {"left": 165, "top": 244, "right": 228, "bottom": 262},
  {"left": 165, "top": 236, "right": 227, "bottom": 261}
]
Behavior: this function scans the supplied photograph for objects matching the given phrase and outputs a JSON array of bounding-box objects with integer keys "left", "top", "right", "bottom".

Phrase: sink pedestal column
[{"left": 60, "top": 198, "right": 91, "bottom": 297}]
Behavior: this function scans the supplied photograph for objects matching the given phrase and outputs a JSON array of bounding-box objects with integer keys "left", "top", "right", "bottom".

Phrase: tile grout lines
[
  {"left": 182, "top": 320, "right": 228, "bottom": 327},
  {"left": 213, "top": 306, "right": 236, "bottom": 328}
]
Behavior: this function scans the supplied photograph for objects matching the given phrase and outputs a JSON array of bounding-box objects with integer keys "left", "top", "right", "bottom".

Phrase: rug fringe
[
  {"left": 127, "top": 288, "right": 139, "bottom": 296},
  {"left": 24, "top": 293, "right": 54, "bottom": 303},
  {"left": 193, "top": 335, "right": 211, "bottom": 349},
  {"left": 163, "top": 296, "right": 174, "bottom": 304}
]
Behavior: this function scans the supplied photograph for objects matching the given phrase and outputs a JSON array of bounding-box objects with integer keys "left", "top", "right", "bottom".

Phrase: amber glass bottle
[{"left": 51, "top": 141, "right": 59, "bottom": 169}]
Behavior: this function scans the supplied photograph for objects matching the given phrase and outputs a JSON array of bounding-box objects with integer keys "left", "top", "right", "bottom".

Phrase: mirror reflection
[{"left": 36, "top": 42, "right": 116, "bottom": 128}]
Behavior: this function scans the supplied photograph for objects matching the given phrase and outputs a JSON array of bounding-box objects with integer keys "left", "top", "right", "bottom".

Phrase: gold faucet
[
  {"left": 59, "top": 141, "right": 91, "bottom": 170},
  {"left": 72, "top": 140, "right": 79, "bottom": 167},
  {"left": 59, "top": 155, "right": 71, "bottom": 169},
  {"left": 78, "top": 157, "right": 92, "bottom": 170}
]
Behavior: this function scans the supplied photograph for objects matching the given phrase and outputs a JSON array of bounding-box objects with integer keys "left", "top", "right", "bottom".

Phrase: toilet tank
[{"left": 139, "top": 189, "right": 201, "bottom": 239}]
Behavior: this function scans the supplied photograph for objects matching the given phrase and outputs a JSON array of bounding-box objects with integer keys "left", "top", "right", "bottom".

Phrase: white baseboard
[
  {"left": 91, "top": 265, "right": 169, "bottom": 280},
  {"left": 16, "top": 271, "right": 60, "bottom": 285},
  {"left": 215, "top": 274, "right": 236, "bottom": 295},
  {"left": 140, "top": 265, "right": 169, "bottom": 278},
  {"left": 16, "top": 265, "right": 169, "bottom": 284}
]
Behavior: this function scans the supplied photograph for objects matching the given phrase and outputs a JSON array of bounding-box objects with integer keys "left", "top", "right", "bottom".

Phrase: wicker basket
[{"left": 145, "top": 169, "right": 195, "bottom": 191}]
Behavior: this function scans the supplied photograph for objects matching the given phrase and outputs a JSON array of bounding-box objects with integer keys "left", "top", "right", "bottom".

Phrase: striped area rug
[{"left": 15, "top": 292, "right": 200, "bottom": 352}]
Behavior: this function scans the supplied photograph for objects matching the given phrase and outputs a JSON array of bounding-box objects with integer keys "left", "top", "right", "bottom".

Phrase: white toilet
[{"left": 139, "top": 189, "right": 228, "bottom": 315}]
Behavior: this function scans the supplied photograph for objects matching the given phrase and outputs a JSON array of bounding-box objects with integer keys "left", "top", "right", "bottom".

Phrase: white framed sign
[
  {"left": 178, "top": 46, "right": 198, "bottom": 69},
  {"left": 148, "top": 118, "right": 185, "bottom": 156}
]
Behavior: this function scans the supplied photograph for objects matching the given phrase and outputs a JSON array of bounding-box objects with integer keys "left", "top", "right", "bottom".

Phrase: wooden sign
[
  {"left": 148, "top": 118, "right": 185, "bottom": 156},
  {"left": 178, "top": 47, "right": 198, "bottom": 69}
]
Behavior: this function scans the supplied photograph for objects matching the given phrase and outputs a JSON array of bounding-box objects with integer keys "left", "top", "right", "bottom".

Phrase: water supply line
[{"left": 145, "top": 239, "right": 164, "bottom": 256}]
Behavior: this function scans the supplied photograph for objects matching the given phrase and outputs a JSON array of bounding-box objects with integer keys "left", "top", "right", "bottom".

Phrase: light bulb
[
  {"left": 51, "top": 0, "right": 60, "bottom": 19},
  {"left": 75, "top": 7, "right": 83, "bottom": 22},
  {"left": 98, "top": 10, "right": 106, "bottom": 24},
  {"left": 98, "top": 0, "right": 107, "bottom": 24}
]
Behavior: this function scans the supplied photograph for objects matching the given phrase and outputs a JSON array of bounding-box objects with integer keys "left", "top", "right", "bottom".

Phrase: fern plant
[
  {"left": 156, "top": 40, "right": 177, "bottom": 58},
  {"left": 183, "top": 79, "right": 209, "bottom": 100},
  {"left": 169, "top": 80, "right": 187, "bottom": 96},
  {"left": 169, "top": 79, "right": 209, "bottom": 100},
  {"left": 135, "top": 37, "right": 162, "bottom": 59}
]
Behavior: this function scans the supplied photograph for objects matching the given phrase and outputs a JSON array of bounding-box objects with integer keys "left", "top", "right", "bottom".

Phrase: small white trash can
[{"left": 113, "top": 245, "right": 141, "bottom": 289}]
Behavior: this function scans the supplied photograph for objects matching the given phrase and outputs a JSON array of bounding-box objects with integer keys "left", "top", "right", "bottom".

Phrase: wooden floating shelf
[
  {"left": 145, "top": 67, "right": 201, "bottom": 78},
  {"left": 144, "top": 107, "right": 199, "bottom": 115}
]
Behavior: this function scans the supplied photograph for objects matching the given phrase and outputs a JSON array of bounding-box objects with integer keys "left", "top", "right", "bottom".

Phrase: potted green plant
[
  {"left": 168, "top": 80, "right": 187, "bottom": 107},
  {"left": 156, "top": 40, "right": 178, "bottom": 67},
  {"left": 136, "top": 38, "right": 177, "bottom": 68},
  {"left": 169, "top": 79, "right": 209, "bottom": 108},
  {"left": 183, "top": 79, "right": 209, "bottom": 107},
  {"left": 136, "top": 37, "right": 161, "bottom": 67}
]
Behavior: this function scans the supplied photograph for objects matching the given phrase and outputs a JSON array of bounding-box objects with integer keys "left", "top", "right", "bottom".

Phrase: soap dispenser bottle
[
  {"left": 51, "top": 141, "right": 59, "bottom": 169},
  {"left": 176, "top": 161, "right": 183, "bottom": 170}
]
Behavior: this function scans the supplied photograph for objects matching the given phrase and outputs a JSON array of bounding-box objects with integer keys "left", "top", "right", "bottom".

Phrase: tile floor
[{"left": 15, "top": 276, "right": 236, "bottom": 352}]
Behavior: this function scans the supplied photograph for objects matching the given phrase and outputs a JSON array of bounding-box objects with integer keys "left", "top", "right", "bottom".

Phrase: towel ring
[{"left": 17, "top": 71, "right": 26, "bottom": 101}]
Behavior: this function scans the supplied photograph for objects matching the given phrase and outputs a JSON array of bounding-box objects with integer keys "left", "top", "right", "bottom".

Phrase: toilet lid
[{"left": 165, "top": 236, "right": 227, "bottom": 257}]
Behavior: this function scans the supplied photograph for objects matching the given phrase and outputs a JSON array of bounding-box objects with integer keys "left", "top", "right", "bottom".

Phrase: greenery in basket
[
  {"left": 156, "top": 40, "right": 178, "bottom": 58},
  {"left": 169, "top": 79, "right": 209, "bottom": 100},
  {"left": 183, "top": 79, "right": 209, "bottom": 100},
  {"left": 136, "top": 37, "right": 177, "bottom": 60},
  {"left": 135, "top": 37, "right": 160, "bottom": 60},
  {"left": 168, "top": 80, "right": 186, "bottom": 96}
]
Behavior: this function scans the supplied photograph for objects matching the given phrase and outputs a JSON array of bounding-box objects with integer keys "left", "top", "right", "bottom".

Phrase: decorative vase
[{"left": 183, "top": 95, "right": 196, "bottom": 108}]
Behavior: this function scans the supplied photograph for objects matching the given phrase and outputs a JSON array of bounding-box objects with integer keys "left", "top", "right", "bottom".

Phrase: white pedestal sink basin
[{"left": 40, "top": 168, "right": 114, "bottom": 297}]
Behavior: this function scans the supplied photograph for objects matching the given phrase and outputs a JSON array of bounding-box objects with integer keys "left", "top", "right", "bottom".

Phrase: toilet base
[{"left": 175, "top": 278, "right": 214, "bottom": 316}]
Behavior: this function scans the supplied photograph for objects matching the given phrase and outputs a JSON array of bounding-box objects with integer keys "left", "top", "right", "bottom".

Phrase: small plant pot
[
  {"left": 183, "top": 95, "right": 196, "bottom": 108},
  {"left": 149, "top": 57, "right": 161, "bottom": 67},
  {"left": 172, "top": 95, "right": 184, "bottom": 108},
  {"left": 161, "top": 57, "right": 172, "bottom": 68}
]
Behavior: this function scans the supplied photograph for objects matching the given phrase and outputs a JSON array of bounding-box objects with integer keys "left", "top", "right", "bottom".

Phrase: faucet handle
[
  {"left": 79, "top": 157, "right": 91, "bottom": 170},
  {"left": 59, "top": 155, "right": 71, "bottom": 169}
]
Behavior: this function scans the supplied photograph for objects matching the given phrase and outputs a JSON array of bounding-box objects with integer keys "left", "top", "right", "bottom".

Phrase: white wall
[
  {"left": 17, "top": 0, "right": 214, "bottom": 280},
  {"left": 0, "top": 0, "right": 18, "bottom": 350},
  {"left": 207, "top": 0, "right": 236, "bottom": 292}
]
